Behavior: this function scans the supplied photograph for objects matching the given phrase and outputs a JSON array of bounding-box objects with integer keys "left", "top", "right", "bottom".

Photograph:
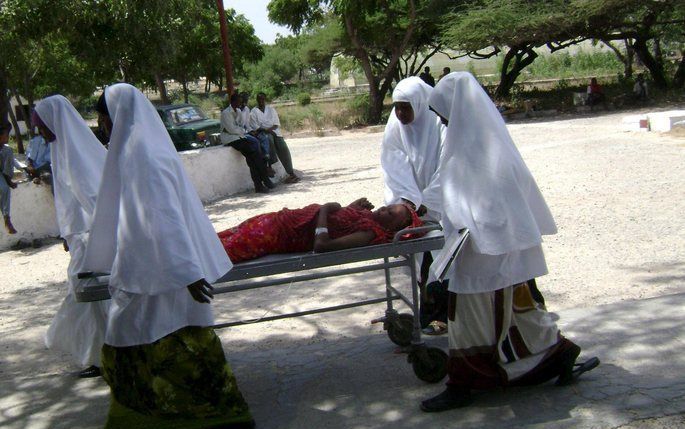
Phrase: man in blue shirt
[{"left": 25, "top": 131, "right": 52, "bottom": 186}]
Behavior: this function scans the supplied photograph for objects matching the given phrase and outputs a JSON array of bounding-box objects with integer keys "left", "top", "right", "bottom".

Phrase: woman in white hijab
[
  {"left": 421, "top": 72, "right": 598, "bottom": 412},
  {"left": 381, "top": 76, "right": 444, "bottom": 220},
  {"left": 34, "top": 95, "right": 109, "bottom": 378},
  {"left": 83, "top": 83, "right": 252, "bottom": 426},
  {"left": 381, "top": 76, "right": 449, "bottom": 333}
]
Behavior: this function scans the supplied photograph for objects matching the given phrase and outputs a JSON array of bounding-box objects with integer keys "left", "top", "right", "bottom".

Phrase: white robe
[
  {"left": 428, "top": 73, "right": 557, "bottom": 294},
  {"left": 250, "top": 105, "right": 282, "bottom": 136},
  {"left": 83, "top": 84, "right": 232, "bottom": 347},
  {"left": 36, "top": 95, "right": 109, "bottom": 367},
  {"left": 381, "top": 77, "right": 445, "bottom": 220}
]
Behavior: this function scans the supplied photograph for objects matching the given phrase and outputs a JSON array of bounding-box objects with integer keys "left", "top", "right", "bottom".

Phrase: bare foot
[
  {"left": 5, "top": 218, "right": 17, "bottom": 234},
  {"left": 284, "top": 174, "right": 301, "bottom": 184}
]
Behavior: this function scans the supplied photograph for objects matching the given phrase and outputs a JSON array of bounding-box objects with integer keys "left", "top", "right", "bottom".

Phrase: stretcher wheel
[
  {"left": 410, "top": 347, "right": 447, "bottom": 383},
  {"left": 386, "top": 313, "right": 415, "bottom": 347}
]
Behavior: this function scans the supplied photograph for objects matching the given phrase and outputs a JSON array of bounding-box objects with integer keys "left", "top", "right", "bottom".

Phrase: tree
[
  {"left": 441, "top": 0, "right": 591, "bottom": 98},
  {"left": 269, "top": 0, "right": 425, "bottom": 124},
  {"left": 441, "top": 0, "right": 685, "bottom": 96}
]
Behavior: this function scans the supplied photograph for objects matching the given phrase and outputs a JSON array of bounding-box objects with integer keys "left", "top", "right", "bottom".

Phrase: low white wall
[
  {"left": 0, "top": 182, "right": 60, "bottom": 249},
  {"left": 0, "top": 145, "right": 285, "bottom": 250}
]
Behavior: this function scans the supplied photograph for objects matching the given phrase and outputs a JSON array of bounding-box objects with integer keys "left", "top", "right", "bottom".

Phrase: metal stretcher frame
[{"left": 76, "top": 225, "right": 470, "bottom": 382}]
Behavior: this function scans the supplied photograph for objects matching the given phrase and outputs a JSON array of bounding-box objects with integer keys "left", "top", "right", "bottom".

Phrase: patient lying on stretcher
[{"left": 219, "top": 198, "right": 422, "bottom": 262}]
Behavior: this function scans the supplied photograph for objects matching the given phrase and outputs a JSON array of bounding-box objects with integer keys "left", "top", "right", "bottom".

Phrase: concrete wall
[{"left": 0, "top": 145, "right": 285, "bottom": 250}]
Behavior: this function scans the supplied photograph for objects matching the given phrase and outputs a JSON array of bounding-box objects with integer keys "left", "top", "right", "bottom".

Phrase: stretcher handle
[
  {"left": 392, "top": 223, "right": 442, "bottom": 243},
  {"left": 77, "top": 271, "right": 111, "bottom": 279}
]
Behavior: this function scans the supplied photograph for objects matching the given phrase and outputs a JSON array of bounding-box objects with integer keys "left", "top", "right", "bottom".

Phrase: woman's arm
[{"left": 313, "top": 202, "right": 375, "bottom": 253}]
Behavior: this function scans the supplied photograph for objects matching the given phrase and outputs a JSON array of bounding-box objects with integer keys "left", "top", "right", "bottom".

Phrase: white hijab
[
  {"left": 35, "top": 95, "right": 106, "bottom": 238},
  {"left": 381, "top": 77, "right": 444, "bottom": 212},
  {"left": 428, "top": 72, "right": 557, "bottom": 255},
  {"left": 83, "top": 83, "right": 231, "bottom": 295}
]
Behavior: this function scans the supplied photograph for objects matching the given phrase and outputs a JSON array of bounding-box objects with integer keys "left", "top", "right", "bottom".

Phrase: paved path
[
  {"left": 1, "top": 110, "right": 684, "bottom": 428},
  {"left": 2, "top": 291, "right": 684, "bottom": 428}
]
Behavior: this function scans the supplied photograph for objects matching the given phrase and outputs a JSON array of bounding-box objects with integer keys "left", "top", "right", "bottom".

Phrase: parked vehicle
[{"left": 155, "top": 104, "right": 221, "bottom": 151}]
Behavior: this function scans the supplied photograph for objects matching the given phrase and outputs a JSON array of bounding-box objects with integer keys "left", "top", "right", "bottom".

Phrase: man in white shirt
[
  {"left": 250, "top": 92, "right": 300, "bottom": 183},
  {"left": 221, "top": 93, "right": 275, "bottom": 193},
  {"left": 633, "top": 73, "right": 648, "bottom": 102},
  {"left": 238, "top": 92, "right": 274, "bottom": 177}
]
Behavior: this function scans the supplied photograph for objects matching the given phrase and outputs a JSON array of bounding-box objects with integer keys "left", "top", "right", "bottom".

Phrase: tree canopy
[
  {"left": 441, "top": 0, "right": 685, "bottom": 96},
  {"left": 0, "top": 0, "right": 262, "bottom": 140},
  {"left": 268, "top": 0, "right": 446, "bottom": 123}
]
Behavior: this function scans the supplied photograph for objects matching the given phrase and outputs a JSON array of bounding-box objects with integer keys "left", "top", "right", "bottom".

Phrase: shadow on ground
[{"left": 2, "top": 265, "right": 684, "bottom": 429}]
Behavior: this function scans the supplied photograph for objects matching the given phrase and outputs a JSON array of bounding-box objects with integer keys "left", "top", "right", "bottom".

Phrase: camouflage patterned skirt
[{"left": 101, "top": 326, "right": 252, "bottom": 425}]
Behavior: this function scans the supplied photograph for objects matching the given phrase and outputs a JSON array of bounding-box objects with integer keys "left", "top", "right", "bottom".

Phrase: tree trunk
[
  {"left": 21, "top": 74, "right": 35, "bottom": 137},
  {"left": 9, "top": 88, "right": 26, "bottom": 154},
  {"left": 673, "top": 50, "right": 685, "bottom": 89},
  {"left": 632, "top": 38, "right": 668, "bottom": 89},
  {"left": 0, "top": 66, "right": 9, "bottom": 130},
  {"left": 182, "top": 79, "right": 189, "bottom": 104},
  {"left": 341, "top": 1, "right": 415, "bottom": 124},
  {"left": 155, "top": 73, "right": 170, "bottom": 104},
  {"left": 624, "top": 39, "right": 634, "bottom": 79},
  {"left": 495, "top": 46, "right": 538, "bottom": 98},
  {"left": 7, "top": 97, "right": 23, "bottom": 154},
  {"left": 653, "top": 38, "right": 663, "bottom": 65}
]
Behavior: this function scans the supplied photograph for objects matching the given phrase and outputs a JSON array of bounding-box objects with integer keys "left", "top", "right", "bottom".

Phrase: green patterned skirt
[{"left": 101, "top": 326, "right": 253, "bottom": 428}]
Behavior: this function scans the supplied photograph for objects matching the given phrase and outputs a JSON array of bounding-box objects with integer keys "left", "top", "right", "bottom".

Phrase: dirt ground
[{"left": 0, "top": 107, "right": 684, "bottom": 428}]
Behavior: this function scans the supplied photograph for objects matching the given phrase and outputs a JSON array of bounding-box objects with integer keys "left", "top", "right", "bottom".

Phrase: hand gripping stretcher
[{"left": 76, "top": 225, "right": 470, "bottom": 383}]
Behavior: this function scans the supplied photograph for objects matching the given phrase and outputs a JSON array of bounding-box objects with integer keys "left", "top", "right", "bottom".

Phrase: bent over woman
[{"left": 421, "top": 72, "right": 598, "bottom": 412}]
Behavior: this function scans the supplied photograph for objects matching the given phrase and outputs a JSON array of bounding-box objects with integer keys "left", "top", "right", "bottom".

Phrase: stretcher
[{"left": 76, "top": 225, "right": 470, "bottom": 383}]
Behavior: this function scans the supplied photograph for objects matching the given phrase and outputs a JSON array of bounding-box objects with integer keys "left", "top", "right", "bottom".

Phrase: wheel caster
[
  {"left": 386, "top": 313, "right": 415, "bottom": 346},
  {"left": 408, "top": 347, "right": 447, "bottom": 383}
]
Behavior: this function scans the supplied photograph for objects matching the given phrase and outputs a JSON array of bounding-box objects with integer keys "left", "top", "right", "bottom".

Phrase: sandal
[
  {"left": 284, "top": 175, "right": 301, "bottom": 184},
  {"left": 556, "top": 357, "right": 600, "bottom": 386},
  {"left": 422, "top": 320, "right": 447, "bottom": 336}
]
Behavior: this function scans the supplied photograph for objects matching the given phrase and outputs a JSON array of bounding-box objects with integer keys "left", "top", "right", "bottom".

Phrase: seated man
[
  {"left": 218, "top": 198, "right": 422, "bottom": 262},
  {"left": 250, "top": 92, "right": 300, "bottom": 184},
  {"left": 0, "top": 124, "right": 18, "bottom": 234},
  {"left": 25, "top": 115, "right": 52, "bottom": 186},
  {"left": 586, "top": 77, "right": 605, "bottom": 108},
  {"left": 221, "top": 93, "right": 275, "bottom": 194},
  {"left": 633, "top": 73, "right": 648, "bottom": 103},
  {"left": 238, "top": 92, "right": 273, "bottom": 177}
]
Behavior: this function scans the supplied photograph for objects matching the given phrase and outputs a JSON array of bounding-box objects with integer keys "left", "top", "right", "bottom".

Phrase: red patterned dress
[{"left": 218, "top": 204, "right": 392, "bottom": 262}]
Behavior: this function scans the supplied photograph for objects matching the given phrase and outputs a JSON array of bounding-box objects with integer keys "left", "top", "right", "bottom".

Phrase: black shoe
[
  {"left": 255, "top": 186, "right": 270, "bottom": 194},
  {"left": 77, "top": 365, "right": 101, "bottom": 378},
  {"left": 555, "top": 342, "right": 589, "bottom": 386},
  {"left": 263, "top": 179, "right": 276, "bottom": 189},
  {"left": 556, "top": 356, "right": 600, "bottom": 386},
  {"left": 420, "top": 387, "right": 473, "bottom": 412}
]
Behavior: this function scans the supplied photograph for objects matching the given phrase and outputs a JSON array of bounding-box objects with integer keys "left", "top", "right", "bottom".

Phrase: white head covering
[
  {"left": 381, "top": 77, "right": 444, "bottom": 212},
  {"left": 35, "top": 95, "right": 106, "bottom": 238},
  {"left": 83, "top": 83, "right": 231, "bottom": 295},
  {"left": 428, "top": 72, "right": 557, "bottom": 255}
]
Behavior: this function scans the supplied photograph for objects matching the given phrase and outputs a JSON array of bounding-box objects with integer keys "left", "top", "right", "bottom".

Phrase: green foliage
[
  {"left": 268, "top": 0, "right": 443, "bottom": 123},
  {"left": 527, "top": 51, "right": 623, "bottom": 79},
  {"left": 297, "top": 92, "right": 312, "bottom": 106},
  {"left": 554, "top": 78, "right": 570, "bottom": 92},
  {"left": 346, "top": 93, "right": 371, "bottom": 124}
]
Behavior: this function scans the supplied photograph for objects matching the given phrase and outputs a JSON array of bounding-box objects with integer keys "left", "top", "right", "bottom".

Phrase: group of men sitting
[
  {"left": 220, "top": 92, "right": 300, "bottom": 194},
  {"left": 0, "top": 123, "right": 53, "bottom": 234}
]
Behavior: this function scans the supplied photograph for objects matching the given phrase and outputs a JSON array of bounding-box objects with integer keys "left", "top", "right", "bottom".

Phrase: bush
[
  {"left": 346, "top": 93, "right": 371, "bottom": 125},
  {"left": 297, "top": 92, "right": 312, "bottom": 106}
]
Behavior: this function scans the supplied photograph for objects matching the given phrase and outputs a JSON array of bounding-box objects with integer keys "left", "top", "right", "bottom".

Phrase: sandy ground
[{"left": 0, "top": 107, "right": 684, "bottom": 428}]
